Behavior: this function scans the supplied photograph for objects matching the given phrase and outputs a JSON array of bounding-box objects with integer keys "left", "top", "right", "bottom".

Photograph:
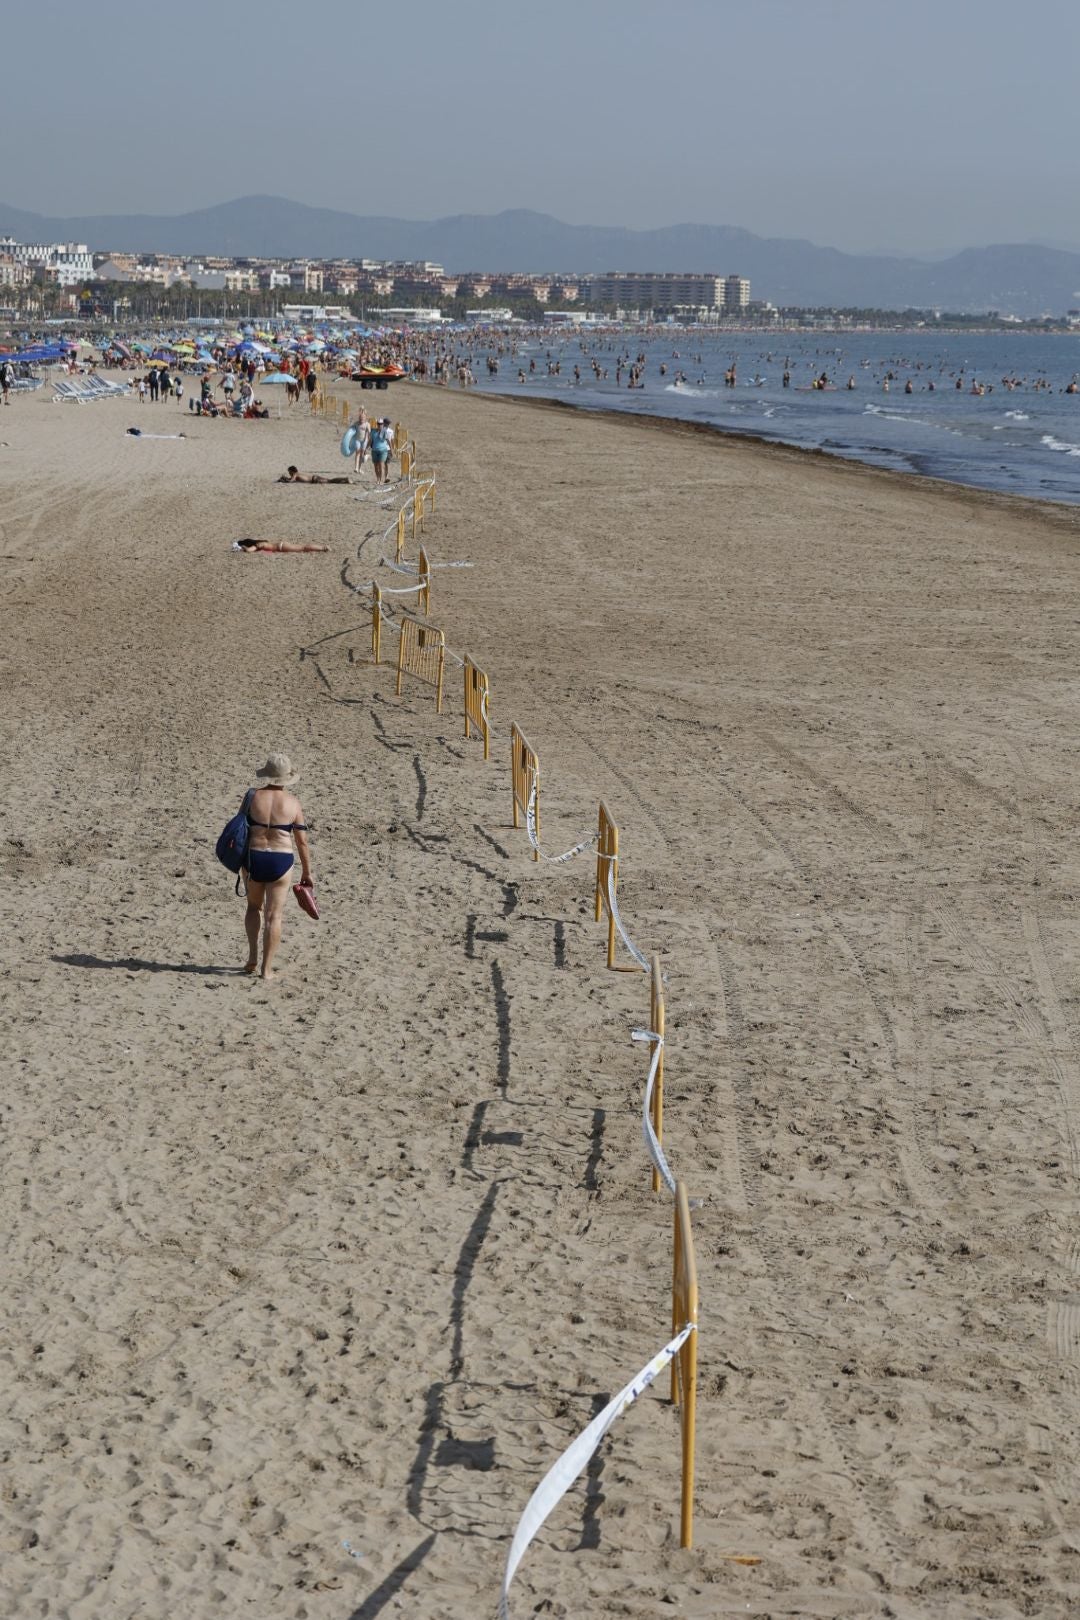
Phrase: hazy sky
[{"left": 3, "top": 0, "right": 1076, "bottom": 255}]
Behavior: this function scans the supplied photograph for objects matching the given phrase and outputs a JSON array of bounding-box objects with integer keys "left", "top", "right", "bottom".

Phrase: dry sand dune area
[{"left": 5, "top": 376, "right": 1080, "bottom": 1618}]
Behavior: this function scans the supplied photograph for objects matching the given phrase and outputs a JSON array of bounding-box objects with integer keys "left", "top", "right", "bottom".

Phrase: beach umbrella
[{"left": 259, "top": 370, "right": 296, "bottom": 419}]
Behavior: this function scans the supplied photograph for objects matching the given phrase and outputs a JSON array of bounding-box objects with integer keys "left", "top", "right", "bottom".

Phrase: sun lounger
[{"left": 53, "top": 375, "right": 128, "bottom": 402}]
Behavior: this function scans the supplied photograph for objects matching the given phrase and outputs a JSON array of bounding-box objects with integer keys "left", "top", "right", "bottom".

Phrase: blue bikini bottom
[{"left": 246, "top": 849, "right": 295, "bottom": 884}]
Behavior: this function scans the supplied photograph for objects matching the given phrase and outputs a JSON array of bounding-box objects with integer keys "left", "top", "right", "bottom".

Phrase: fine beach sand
[{"left": 5, "top": 372, "right": 1080, "bottom": 1618}]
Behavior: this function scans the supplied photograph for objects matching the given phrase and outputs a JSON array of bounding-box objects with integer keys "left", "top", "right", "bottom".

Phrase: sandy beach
[{"left": 5, "top": 373, "right": 1080, "bottom": 1618}]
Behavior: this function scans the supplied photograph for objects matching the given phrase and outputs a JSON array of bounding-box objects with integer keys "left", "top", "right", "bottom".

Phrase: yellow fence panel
[
  {"left": 464, "top": 658, "right": 491, "bottom": 759},
  {"left": 417, "top": 544, "right": 431, "bottom": 616},
  {"left": 511, "top": 722, "right": 540, "bottom": 859},
  {"left": 671, "top": 1180, "right": 698, "bottom": 1548},
  {"left": 396, "top": 615, "right": 445, "bottom": 713}
]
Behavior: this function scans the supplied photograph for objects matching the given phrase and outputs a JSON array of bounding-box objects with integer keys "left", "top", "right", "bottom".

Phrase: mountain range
[{"left": 3, "top": 195, "right": 1080, "bottom": 317}]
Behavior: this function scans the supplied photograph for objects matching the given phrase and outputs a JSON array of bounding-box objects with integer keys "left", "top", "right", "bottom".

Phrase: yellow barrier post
[
  {"left": 395, "top": 615, "right": 445, "bottom": 713},
  {"left": 511, "top": 723, "right": 540, "bottom": 859},
  {"left": 417, "top": 544, "right": 431, "bottom": 616},
  {"left": 411, "top": 487, "right": 422, "bottom": 541},
  {"left": 464, "top": 658, "right": 491, "bottom": 759},
  {"left": 401, "top": 446, "right": 412, "bottom": 481},
  {"left": 595, "top": 802, "right": 619, "bottom": 968},
  {"left": 395, "top": 506, "right": 406, "bottom": 563},
  {"left": 671, "top": 1181, "right": 698, "bottom": 1549},
  {"left": 649, "top": 953, "right": 665, "bottom": 1194},
  {"left": 341, "top": 399, "right": 350, "bottom": 425},
  {"left": 371, "top": 582, "right": 382, "bottom": 666}
]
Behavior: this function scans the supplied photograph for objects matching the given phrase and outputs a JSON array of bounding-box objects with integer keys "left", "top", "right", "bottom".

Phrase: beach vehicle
[{"left": 350, "top": 362, "right": 406, "bottom": 390}]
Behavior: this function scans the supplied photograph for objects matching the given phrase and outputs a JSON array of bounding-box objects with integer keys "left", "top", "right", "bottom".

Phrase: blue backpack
[{"left": 216, "top": 788, "right": 253, "bottom": 890}]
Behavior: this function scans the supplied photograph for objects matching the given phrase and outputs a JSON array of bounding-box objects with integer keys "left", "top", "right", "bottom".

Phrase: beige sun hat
[{"left": 255, "top": 752, "right": 298, "bottom": 787}]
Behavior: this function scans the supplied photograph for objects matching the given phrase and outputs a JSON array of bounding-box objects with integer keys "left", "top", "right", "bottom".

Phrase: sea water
[{"left": 467, "top": 330, "right": 1080, "bottom": 505}]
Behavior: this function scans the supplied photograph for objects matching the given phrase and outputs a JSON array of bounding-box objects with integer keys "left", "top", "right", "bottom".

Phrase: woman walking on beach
[
  {"left": 242, "top": 753, "right": 313, "bottom": 980},
  {"left": 369, "top": 419, "right": 391, "bottom": 484},
  {"left": 352, "top": 407, "right": 370, "bottom": 475}
]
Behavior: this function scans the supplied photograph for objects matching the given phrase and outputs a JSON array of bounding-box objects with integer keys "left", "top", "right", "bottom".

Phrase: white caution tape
[
  {"left": 499, "top": 1323, "right": 696, "bottom": 1620},
  {"left": 376, "top": 581, "right": 427, "bottom": 596},
  {"left": 526, "top": 782, "right": 597, "bottom": 865},
  {"left": 631, "top": 1029, "right": 676, "bottom": 1194},
  {"left": 605, "top": 862, "right": 650, "bottom": 971},
  {"left": 381, "top": 556, "right": 473, "bottom": 572}
]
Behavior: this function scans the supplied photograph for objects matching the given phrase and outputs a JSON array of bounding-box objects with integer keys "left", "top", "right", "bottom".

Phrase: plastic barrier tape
[
  {"left": 499, "top": 1324, "right": 696, "bottom": 1620},
  {"left": 632, "top": 1029, "right": 677, "bottom": 1194},
  {"left": 605, "top": 861, "right": 650, "bottom": 971},
  {"left": 525, "top": 782, "right": 597, "bottom": 866}
]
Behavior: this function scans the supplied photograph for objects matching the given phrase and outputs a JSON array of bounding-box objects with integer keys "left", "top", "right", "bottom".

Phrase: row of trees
[{"left": 0, "top": 278, "right": 578, "bottom": 327}]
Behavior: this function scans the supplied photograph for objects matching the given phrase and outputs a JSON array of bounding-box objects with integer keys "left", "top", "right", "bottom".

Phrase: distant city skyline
[{"left": 1, "top": 0, "right": 1075, "bottom": 258}]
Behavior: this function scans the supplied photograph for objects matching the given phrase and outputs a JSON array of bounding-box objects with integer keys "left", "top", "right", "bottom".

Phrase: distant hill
[{"left": 3, "top": 196, "right": 1080, "bottom": 316}]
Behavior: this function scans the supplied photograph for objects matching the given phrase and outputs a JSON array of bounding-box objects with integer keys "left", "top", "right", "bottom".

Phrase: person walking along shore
[{"left": 241, "top": 753, "right": 313, "bottom": 980}]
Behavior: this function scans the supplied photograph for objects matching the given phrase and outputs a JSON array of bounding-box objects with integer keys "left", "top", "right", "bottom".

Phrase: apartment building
[
  {"left": 724, "top": 274, "right": 750, "bottom": 310},
  {"left": 0, "top": 253, "right": 30, "bottom": 287},
  {"left": 0, "top": 238, "right": 94, "bottom": 287},
  {"left": 586, "top": 272, "right": 723, "bottom": 310},
  {"left": 585, "top": 271, "right": 751, "bottom": 312}
]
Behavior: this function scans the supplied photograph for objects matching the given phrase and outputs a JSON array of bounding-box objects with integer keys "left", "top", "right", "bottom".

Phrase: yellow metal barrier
[
  {"left": 401, "top": 446, "right": 412, "bottom": 481},
  {"left": 417, "top": 544, "right": 431, "bottom": 616},
  {"left": 671, "top": 1181, "right": 698, "bottom": 1549},
  {"left": 370, "top": 582, "right": 382, "bottom": 666},
  {"left": 341, "top": 399, "right": 350, "bottom": 425},
  {"left": 464, "top": 658, "right": 491, "bottom": 759},
  {"left": 411, "top": 486, "right": 423, "bottom": 541},
  {"left": 649, "top": 953, "right": 664, "bottom": 1193},
  {"left": 595, "top": 801, "right": 619, "bottom": 967},
  {"left": 396, "top": 615, "right": 445, "bottom": 713},
  {"left": 511, "top": 722, "right": 540, "bottom": 859}
]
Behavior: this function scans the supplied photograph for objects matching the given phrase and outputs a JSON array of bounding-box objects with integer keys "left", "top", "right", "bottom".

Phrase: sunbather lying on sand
[
  {"left": 277, "top": 465, "right": 351, "bottom": 484},
  {"left": 233, "top": 538, "right": 330, "bottom": 554}
]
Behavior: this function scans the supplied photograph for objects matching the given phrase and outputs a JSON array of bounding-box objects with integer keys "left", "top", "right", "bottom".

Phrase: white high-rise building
[
  {"left": 724, "top": 275, "right": 750, "bottom": 311},
  {"left": 0, "top": 238, "right": 93, "bottom": 286}
]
